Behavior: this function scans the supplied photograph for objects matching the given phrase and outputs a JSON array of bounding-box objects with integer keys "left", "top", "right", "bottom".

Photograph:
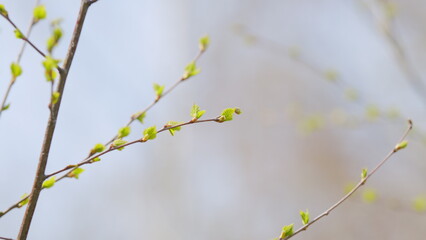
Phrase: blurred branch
[
  {"left": 0, "top": 0, "right": 42, "bottom": 119},
  {"left": 280, "top": 119, "right": 413, "bottom": 239}
]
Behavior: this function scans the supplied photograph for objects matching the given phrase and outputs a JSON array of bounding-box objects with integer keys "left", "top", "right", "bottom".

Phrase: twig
[
  {"left": 103, "top": 49, "right": 205, "bottom": 147},
  {"left": 16, "top": 1, "right": 95, "bottom": 239},
  {"left": 281, "top": 119, "right": 413, "bottom": 240},
  {"left": 0, "top": 237, "right": 14, "bottom": 240},
  {"left": 0, "top": 0, "right": 41, "bottom": 119},
  {"left": 0, "top": 117, "right": 222, "bottom": 218}
]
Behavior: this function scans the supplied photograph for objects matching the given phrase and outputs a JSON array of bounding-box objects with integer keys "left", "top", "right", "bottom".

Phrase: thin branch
[
  {"left": 17, "top": 1, "right": 95, "bottom": 239},
  {"left": 0, "top": 117, "right": 222, "bottom": 218},
  {"left": 103, "top": 49, "right": 205, "bottom": 147},
  {"left": 0, "top": 0, "right": 41, "bottom": 119},
  {"left": 0, "top": 237, "right": 14, "bottom": 240},
  {"left": 281, "top": 119, "right": 413, "bottom": 240}
]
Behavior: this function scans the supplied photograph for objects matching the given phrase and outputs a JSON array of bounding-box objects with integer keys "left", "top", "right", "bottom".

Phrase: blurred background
[{"left": 0, "top": 0, "right": 425, "bottom": 239}]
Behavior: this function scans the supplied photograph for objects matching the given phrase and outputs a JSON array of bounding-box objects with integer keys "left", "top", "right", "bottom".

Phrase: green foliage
[
  {"left": 0, "top": 4, "right": 8, "bottom": 17},
  {"left": 362, "top": 188, "right": 377, "bottom": 203},
  {"left": 112, "top": 139, "right": 127, "bottom": 150},
  {"left": 190, "top": 104, "right": 206, "bottom": 120},
  {"left": 280, "top": 224, "right": 294, "bottom": 239},
  {"left": 300, "top": 209, "right": 309, "bottom": 225},
  {"left": 132, "top": 111, "right": 146, "bottom": 123},
  {"left": 117, "top": 126, "right": 131, "bottom": 138},
  {"left": 10, "top": 62, "right": 23, "bottom": 78},
  {"left": 91, "top": 143, "right": 105, "bottom": 154},
  {"left": 18, "top": 194, "right": 29, "bottom": 208},
  {"left": 91, "top": 157, "right": 101, "bottom": 162},
  {"left": 47, "top": 23, "right": 63, "bottom": 53},
  {"left": 412, "top": 195, "right": 426, "bottom": 212},
  {"left": 361, "top": 168, "right": 368, "bottom": 180},
  {"left": 142, "top": 126, "right": 157, "bottom": 141},
  {"left": 166, "top": 121, "right": 184, "bottom": 136},
  {"left": 1, "top": 104, "right": 10, "bottom": 111},
  {"left": 153, "top": 83, "right": 165, "bottom": 99},
  {"left": 219, "top": 108, "right": 242, "bottom": 122},
  {"left": 394, "top": 140, "right": 408, "bottom": 151},
  {"left": 199, "top": 35, "right": 210, "bottom": 52},
  {"left": 182, "top": 61, "right": 200, "bottom": 80},
  {"left": 33, "top": 5, "right": 47, "bottom": 22},
  {"left": 51, "top": 92, "right": 60, "bottom": 104},
  {"left": 14, "top": 29, "right": 24, "bottom": 39},
  {"left": 68, "top": 168, "right": 84, "bottom": 179},
  {"left": 43, "top": 56, "right": 60, "bottom": 81},
  {"left": 42, "top": 177, "right": 56, "bottom": 189}
]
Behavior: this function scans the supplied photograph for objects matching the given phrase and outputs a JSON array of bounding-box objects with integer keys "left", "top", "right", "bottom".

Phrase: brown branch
[
  {"left": 0, "top": 237, "right": 14, "bottom": 240},
  {"left": 16, "top": 1, "right": 95, "bottom": 239},
  {"left": 0, "top": 117, "right": 222, "bottom": 218},
  {"left": 0, "top": 0, "right": 41, "bottom": 119},
  {"left": 281, "top": 119, "right": 413, "bottom": 240},
  {"left": 103, "top": 49, "right": 205, "bottom": 147}
]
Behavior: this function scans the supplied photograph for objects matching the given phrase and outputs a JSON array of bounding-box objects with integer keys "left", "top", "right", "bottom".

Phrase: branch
[
  {"left": 0, "top": 0, "right": 41, "bottom": 119},
  {"left": 16, "top": 1, "right": 95, "bottom": 239},
  {"left": 280, "top": 119, "right": 413, "bottom": 240},
  {"left": 0, "top": 237, "right": 14, "bottom": 240}
]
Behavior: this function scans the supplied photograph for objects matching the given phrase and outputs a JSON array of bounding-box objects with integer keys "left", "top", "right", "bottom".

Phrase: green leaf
[
  {"left": 166, "top": 121, "right": 184, "bottom": 136},
  {"left": 112, "top": 139, "right": 128, "bottom": 150},
  {"left": 199, "top": 35, "right": 210, "bottom": 52},
  {"left": 362, "top": 188, "right": 377, "bottom": 204},
  {"left": 0, "top": 4, "right": 8, "bottom": 17},
  {"left": 300, "top": 209, "right": 310, "bottom": 225},
  {"left": 182, "top": 61, "right": 201, "bottom": 80},
  {"left": 51, "top": 92, "right": 60, "bottom": 104},
  {"left": 91, "top": 157, "right": 101, "bottom": 162},
  {"left": 14, "top": 29, "right": 24, "bottom": 39},
  {"left": 43, "top": 56, "right": 60, "bottom": 71},
  {"left": 68, "top": 168, "right": 85, "bottom": 179},
  {"left": 18, "top": 193, "right": 29, "bottom": 208},
  {"left": 1, "top": 104, "right": 10, "bottom": 111},
  {"left": 219, "top": 108, "right": 237, "bottom": 122},
  {"left": 361, "top": 168, "right": 368, "bottom": 180},
  {"left": 190, "top": 104, "right": 206, "bottom": 120},
  {"left": 279, "top": 224, "right": 294, "bottom": 239},
  {"left": 132, "top": 111, "right": 146, "bottom": 123},
  {"left": 33, "top": 5, "right": 47, "bottom": 21},
  {"left": 90, "top": 143, "right": 105, "bottom": 154},
  {"left": 394, "top": 140, "right": 408, "bottom": 151},
  {"left": 153, "top": 83, "right": 165, "bottom": 99},
  {"left": 10, "top": 62, "right": 23, "bottom": 78},
  {"left": 412, "top": 195, "right": 426, "bottom": 212},
  {"left": 46, "top": 27, "right": 62, "bottom": 53},
  {"left": 42, "top": 177, "right": 56, "bottom": 189},
  {"left": 117, "top": 126, "right": 131, "bottom": 138},
  {"left": 142, "top": 126, "right": 157, "bottom": 141}
]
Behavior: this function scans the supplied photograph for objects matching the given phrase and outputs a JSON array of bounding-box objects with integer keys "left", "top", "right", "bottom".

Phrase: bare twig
[
  {"left": 0, "top": 0, "right": 41, "bottom": 119},
  {"left": 0, "top": 237, "right": 14, "bottom": 240},
  {"left": 281, "top": 119, "right": 413, "bottom": 240},
  {"left": 16, "top": 1, "right": 95, "bottom": 239}
]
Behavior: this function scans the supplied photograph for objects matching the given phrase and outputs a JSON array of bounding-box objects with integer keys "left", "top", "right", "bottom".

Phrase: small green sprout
[
  {"left": 279, "top": 224, "right": 294, "bottom": 239},
  {"left": 0, "top": 4, "right": 8, "bottom": 17},
  {"left": 361, "top": 168, "right": 368, "bottom": 180},
  {"left": 51, "top": 92, "right": 60, "bottom": 104},
  {"left": 10, "top": 62, "right": 23, "bottom": 78},
  {"left": 18, "top": 194, "right": 29, "bottom": 208},
  {"left": 199, "top": 35, "right": 210, "bottom": 52},
  {"left": 42, "top": 177, "right": 56, "bottom": 189},
  {"left": 300, "top": 209, "right": 309, "bottom": 225},
  {"left": 1, "top": 104, "right": 10, "bottom": 111},
  {"left": 153, "top": 83, "right": 165, "bottom": 100},
  {"left": 142, "top": 126, "right": 157, "bottom": 142},
  {"left": 14, "top": 29, "right": 24, "bottom": 39},
  {"left": 218, "top": 108, "right": 241, "bottom": 122},
  {"left": 190, "top": 104, "right": 206, "bottom": 121},
  {"left": 182, "top": 61, "right": 200, "bottom": 80},
  {"left": 112, "top": 139, "right": 127, "bottom": 150},
  {"left": 33, "top": 5, "right": 47, "bottom": 22},
  {"left": 166, "top": 121, "right": 184, "bottom": 136},
  {"left": 68, "top": 168, "right": 85, "bottom": 179},
  {"left": 394, "top": 140, "right": 408, "bottom": 152},
  {"left": 90, "top": 143, "right": 105, "bottom": 155},
  {"left": 117, "top": 126, "right": 131, "bottom": 138},
  {"left": 132, "top": 111, "right": 146, "bottom": 123}
]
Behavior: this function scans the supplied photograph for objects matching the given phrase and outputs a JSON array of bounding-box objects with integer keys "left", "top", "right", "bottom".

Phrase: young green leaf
[
  {"left": 394, "top": 140, "right": 408, "bottom": 151},
  {"left": 199, "top": 35, "right": 210, "bottom": 52},
  {"left": 190, "top": 104, "right": 206, "bottom": 120},
  {"left": 362, "top": 188, "right": 377, "bottom": 204},
  {"left": 18, "top": 194, "right": 29, "bottom": 208},
  {"left": 0, "top": 4, "right": 8, "bottom": 17},
  {"left": 279, "top": 224, "right": 294, "bottom": 239},
  {"left": 166, "top": 121, "right": 184, "bottom": 136},
  {"left": 46, "top": 27, "right": 63, "bottom": 53},
  {"left": 153, "top": 83, "right": 165, "bottom": 99},
  {"left": 182, "top": 61, "right": 201, "bottom": 80},
  {"left": 43, "top": 56, "right": 60, "bottom": 70},
  {"left": 219, "top": 108, "right": 237, "bottom": 122},
  {"left": 91, "top": 157, "right": 101, "bottom": 162},
  {"left": 90, "top": 143, "right": 106, "bottom": 155},
  {"left": 42, "top": 177, "right": 56, "bottom": 189},
  {"left": 142, "top": 126, "right": 157, "bottom": 141},
  {"left": 361, "top": 168, "right": 368, "bottom": 180},
  {"left": 33, "top": 5, "right": 47, "bottom": 21},
  {"left": 10, "top": 62, "right": 23, "bottom": 78},
  {"left": 412, "top": 195, "right": 426, "bottom": 212},
  {"left": 51, "top": 92, "right": 60, "bottom": 104},
  {"left": 300, "top": 209, "right": 310, "bottom": 225},
  {"left": 14, "top": 29, "right": 24, "bottom": 39},
  {"left": 132, "top": 111, "right": 146, "bottom": 123},
  {"left": 112, "top": 139, "right": 128, "bottom": 150},
  {"left": 68, "top": 168, "right": 85, "bottom": 179},
  {"left": 117, "top": 126, "right": 131, "bottom": 138},
  {"left": 1, "top": 104, "right": 10, "bottom": 111}
]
